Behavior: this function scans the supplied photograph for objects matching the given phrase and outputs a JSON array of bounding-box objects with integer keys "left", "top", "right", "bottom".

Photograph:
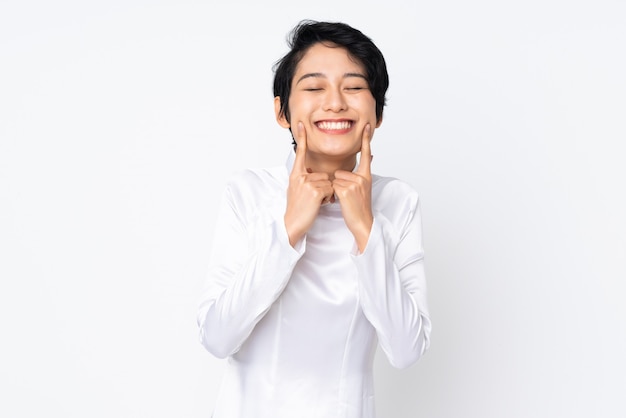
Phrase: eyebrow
[{"left": 296, "top": 72, "right": 368, "bottom": 85}]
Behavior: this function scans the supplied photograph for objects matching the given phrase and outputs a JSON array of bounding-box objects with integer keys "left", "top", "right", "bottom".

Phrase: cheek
[
  {"left": 288, "top": 98, "right": 317, "bottom": 123},
  {"left": 350, "top": 95, "right": 377, "bottom": 117}
]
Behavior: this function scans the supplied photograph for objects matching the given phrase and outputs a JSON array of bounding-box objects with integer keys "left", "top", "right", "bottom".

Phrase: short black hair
[{"left": 273, "top": 20, "right": 389, "bottom": 125}]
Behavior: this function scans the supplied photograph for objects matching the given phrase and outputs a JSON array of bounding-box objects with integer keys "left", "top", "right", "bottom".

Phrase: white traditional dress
[{"left": 198, "top": 151, "right": 431, "bottom": 418}]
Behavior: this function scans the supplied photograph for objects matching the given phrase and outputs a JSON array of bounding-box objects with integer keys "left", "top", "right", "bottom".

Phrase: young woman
[{"left": 198, "top": 20, "right": 431, "bottom": 418}]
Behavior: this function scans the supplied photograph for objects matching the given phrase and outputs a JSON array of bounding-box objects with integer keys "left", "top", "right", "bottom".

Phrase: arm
[
  {"left": 197, "top": 177, "right": 304, "bottom": 358},
  {"left": 199, "top": 122, "right": 335, "bottom": 359},
  {"left": 332, "top": 125, "right": 431, "bottom": 368},
  {"left": 352, "top": 192, "right": 431, "bottom": 369}
]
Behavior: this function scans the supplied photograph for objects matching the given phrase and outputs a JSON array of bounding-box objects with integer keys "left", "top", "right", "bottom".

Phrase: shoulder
[
  {"left": 372, "top": 174, "right": 420, "bottom": 206},
  {"left": 223, "top": 165, "right": 288, "bottom": 212},
  {"left": 371, "top": 174, "right": 421, "bottom": 223}
]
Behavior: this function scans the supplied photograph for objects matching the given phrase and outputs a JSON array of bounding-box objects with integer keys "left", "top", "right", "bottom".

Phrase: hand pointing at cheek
[
  {"left": 284, "top": 122, "right": 336, "bottom": 248},
  {"left": 332, "top": 124, "right": 374, "bottom": 253}
]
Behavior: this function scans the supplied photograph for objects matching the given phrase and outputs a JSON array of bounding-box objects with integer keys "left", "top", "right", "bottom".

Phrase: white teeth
[{"left": 317, "top": 121, "right": 351, "bottom": 130}]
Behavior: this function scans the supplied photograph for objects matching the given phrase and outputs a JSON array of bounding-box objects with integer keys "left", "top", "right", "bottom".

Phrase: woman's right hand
[{"left": 284, "top": 122, "right": 334, "bottom": 247}]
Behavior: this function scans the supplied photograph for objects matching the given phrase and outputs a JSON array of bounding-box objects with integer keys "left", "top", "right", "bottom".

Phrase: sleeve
[
  {"left": 351, "top": 191, "right": 431, "bottom": 369},
  {"left": 197, "top": 178, "right": 305, "bottom": 358}
]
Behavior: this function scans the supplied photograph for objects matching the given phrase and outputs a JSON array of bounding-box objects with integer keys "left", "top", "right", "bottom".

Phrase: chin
[
  {"left": 315, "top": 143, "right": 356, "bottom": 155},
  {"left": 316, "top": 140, "right": 360, "bottom": 155}
]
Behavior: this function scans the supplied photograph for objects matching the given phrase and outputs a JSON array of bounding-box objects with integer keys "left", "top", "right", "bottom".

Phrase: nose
[{"left": 322, "top": 87, "right": 347, "bottom": 112}]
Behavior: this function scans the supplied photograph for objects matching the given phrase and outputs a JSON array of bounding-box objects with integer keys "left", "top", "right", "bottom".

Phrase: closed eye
[{"left": 344, "top": 83, "right": 369, "bottom": 91}]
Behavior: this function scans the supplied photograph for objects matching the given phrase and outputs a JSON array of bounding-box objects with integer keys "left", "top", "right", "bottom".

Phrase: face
[{"left": 275, "top": 42, "right": 381, "bottom": 164}]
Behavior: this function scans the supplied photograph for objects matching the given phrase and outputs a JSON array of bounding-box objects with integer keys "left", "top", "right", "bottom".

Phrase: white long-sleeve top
[{"left": 197, "top": 151, "right": 431, "bottom": 418}]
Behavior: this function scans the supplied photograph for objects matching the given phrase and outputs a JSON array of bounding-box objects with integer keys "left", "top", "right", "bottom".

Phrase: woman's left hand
[{"left": 333, "top": 124, "right": 374, "bottom": 252}]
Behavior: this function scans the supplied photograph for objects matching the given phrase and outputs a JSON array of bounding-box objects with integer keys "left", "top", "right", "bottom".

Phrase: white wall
[{"left": 1, "top": 1, "right": 624, "bottom": 417}]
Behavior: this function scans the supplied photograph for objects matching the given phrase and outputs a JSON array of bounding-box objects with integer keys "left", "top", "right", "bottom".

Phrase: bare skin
[{"left": 284, "top": 122, "right": 374, "bottom": 252}]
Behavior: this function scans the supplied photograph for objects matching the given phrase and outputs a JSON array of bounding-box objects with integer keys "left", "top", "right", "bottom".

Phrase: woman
[{"left": 198, "top": 20, "right": 431, "bottom": 418}]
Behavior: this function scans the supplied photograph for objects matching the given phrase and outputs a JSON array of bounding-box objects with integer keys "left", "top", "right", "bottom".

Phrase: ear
[{"left": 274, "top": 96, "right": 291, "bottom": 129}]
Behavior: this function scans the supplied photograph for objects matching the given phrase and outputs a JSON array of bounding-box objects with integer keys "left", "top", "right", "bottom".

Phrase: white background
[{"left": 1, "top": 1, "right": 625, "bottom": 417}]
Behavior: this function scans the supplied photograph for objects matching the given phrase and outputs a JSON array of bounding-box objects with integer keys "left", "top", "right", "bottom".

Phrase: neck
[{"left": 305, "top": 152, "right": 356, "bottom": 180}]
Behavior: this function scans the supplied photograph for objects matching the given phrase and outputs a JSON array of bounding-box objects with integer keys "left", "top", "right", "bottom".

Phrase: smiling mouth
[{"left": 315, "top": 120, "right": 353, "bottom": 131}]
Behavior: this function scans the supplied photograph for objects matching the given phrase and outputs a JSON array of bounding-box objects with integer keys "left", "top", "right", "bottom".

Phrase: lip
[{"left": 314, "top": 119, "right": 354, "bottom": 135}]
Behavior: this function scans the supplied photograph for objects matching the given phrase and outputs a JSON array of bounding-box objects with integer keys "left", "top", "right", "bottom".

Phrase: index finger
[
  {"left": 357, "top": 124, "right": 372, "bottom": 176},
  {"left": 292, "top": 122, "right": 308, "bottom": 175}
]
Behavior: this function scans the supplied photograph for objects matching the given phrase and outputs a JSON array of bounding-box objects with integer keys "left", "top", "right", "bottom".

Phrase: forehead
[{"left": 294, "top": 42, "right": 366, "bottom": 76}]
